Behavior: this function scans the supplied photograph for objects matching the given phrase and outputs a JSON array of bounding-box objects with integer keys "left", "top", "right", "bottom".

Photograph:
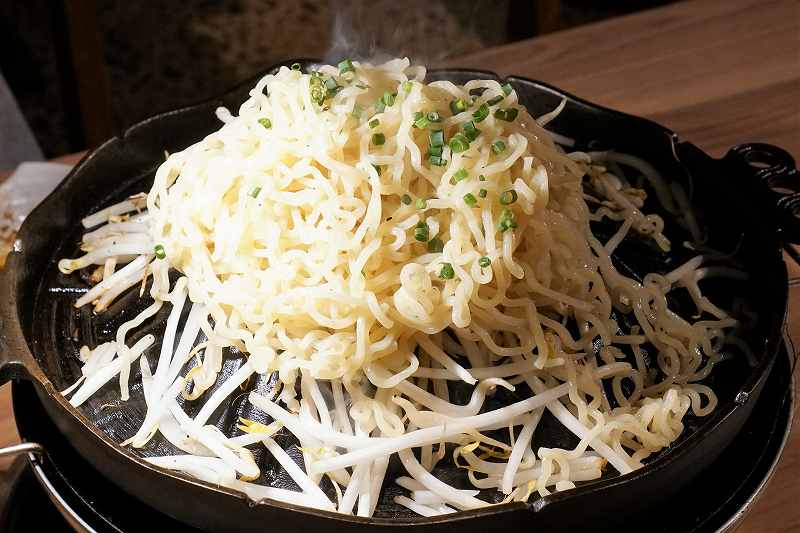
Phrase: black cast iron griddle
[
  {"left": 6, "top": 342, "right": 794, "bottom": 532},
  {"left": 1, "top": 60, "right": 799, "bottom": 531}
]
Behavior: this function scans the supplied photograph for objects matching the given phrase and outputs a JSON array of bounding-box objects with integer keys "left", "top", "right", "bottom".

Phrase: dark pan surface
[{"left": 3, "top": 60, "right": 795, "bottom": 530}]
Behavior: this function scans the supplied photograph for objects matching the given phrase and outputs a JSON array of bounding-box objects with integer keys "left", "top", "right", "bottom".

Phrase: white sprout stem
[
  {"left": 393, "top": 496, "right": 454, "bottom": 517},
  {"left": 69, "top": 335, "right": 154, "bottom": 406},
  {"left": 524, "top": 375, "right": 632, "bottom": 474},
  {"left": 128, "top": 376, "right": 187, "bottom": 448},
  {"left": 339, "top": 461, "right": 369, "bottom": 514},
  {"left": 194, "top": 362, "right": 256, "bottom": 426},
  {"left": 149, "top": 285, "right": 188, "bottom": 405},
  {"left": 147, "top": 455, "right": 236, "bottom": 486},
  {"left": 398, "top": 448, "right": 487, "bottom": 510},
  {"left": 306, "top": 383, "right": 570, "bottom": 474},
  {"left": 81, "top": 196, "right": 147, "bottom": 228},
  {"left": 165, "top": 303, "right": 207, "bottom": 389},
  {"left": 332, "top": 379, "right": 353, "bottom": 436},
  {"left": 58, "top": 243, "right": 153, "bottom": 273},
  {"left": 501, "top": 409, "right": 543, "bottom": 494},
  {"left": 368, "top": 453, "right": 390, "bottom": 516},
  {"left": 249, "top": 393, "right": 378, "bottom": 449},
  {"left": 416, "top": 334, "right": 476, "bottom": 384},
  {"left": 227, "top": 479, "right": 334, "bottom": 511},
  {"left": 411, "top": 489, "right": 479, "bottom": 505},
  {"left": 75, "top": 254, "right": 149, "bottom": 307},
  {"left": 396, "top": 476, "right": 426, "bottom": 492},
  {"left": 262, "top": 437, "right": 335, "bottom": 511},
  {"left": 356, "top": 461, "right": 372, "bottom": 517}
]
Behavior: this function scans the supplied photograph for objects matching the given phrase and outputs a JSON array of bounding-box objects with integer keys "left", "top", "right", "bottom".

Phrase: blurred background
[{"left": 0, "top": 0, "right": 676, "bottom": 162}]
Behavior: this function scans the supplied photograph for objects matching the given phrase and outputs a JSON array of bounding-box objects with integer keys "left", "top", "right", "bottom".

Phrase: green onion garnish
[
  {"left": 402, "top": 81, "right": 413, "bottom": 92},
  {"left": 479, "top": 174, "right": 486, "bottom": 181},
  {"left": 401, "top": 194, "right": 412, "bottom": 205},
  {"left": 415, "top": 198, "right": 427, "bottom": 209},
  {"left": 309, "top": 75, "right": 326, "bottom": 105},
  {"left": 487, "top": 94, "right": 504, "bottom": 106},
  {"left": 478, "top": 256, "right": 491, "bottom": 268},
  {"left": 369, "top": 118, "right": 380, "bottom": 128},
  {"left": 491, "top": 140, "right": 507, "bottom": 154},
  {"left": 258, "top": 118, "right": 272, "bottom": 129},
  {"left": 463, "top": 193, "right": 477, "bottom": 206},
  {"left": 381, "top": 91, "right": 396, "bottom": 107},
  {"left": 498, "top": 208, "right": 517, "bottom": 232},
  {"left": 450, "top": 98, "right": 468, "bottom": 114},
  {"left": 429, "top": 144, "right": 443, "bottom": 157},
  {"left": 472, "top": 104, "right": 489, "bottom": 123},
  {"left": 414, "top": 221, "right": 429, "bottom": 242},
  {"left": 338, "top": 59, "right": 354, "bottom": 74},
  {"left": 501, "top": 83, "right": 513, "bottom": 96},
  {"left": 154, "top": 244, "right": 166, "bottom": 260},
  {"left": 356, "top": 82, "right": 369, "bottom": 90},
  {"left": 372, "top": 133, "right": 385, "bottom": 146},
  {"left": 427, "top": 110, "right": 442, "bottom": 122},
  {"left": 427, "top": 238, "right": 444, "bottom": 253},
  {"left": 500, "top": 189, "right": 518, "bottom": 205},
  {"left": 453, "top": 169, "right": 469, "bottom": 182},
  {"left": 324, "top": 77, "right": 340, "bottom": 92},
  {"left": 291, "top": 62, "right": 301, "bottom": 71},
  {"left": 414, "top": 115, "right": 430, "bottom": 129},
  {"left": 494, "top": 108, "right": 519, "bottom": 122},
  {"left": 439, "top": 263, "right": 455, "bottom": 279},
  {"left": 449, "top": 133, "right": 470, "bottom": 153},
  {"left": 375, "top": 99, "right": 386, "bottom": 113},
  {"left": 429, "top": 129, "right": 445, "bottom": 147},
  {"left": 250, "top": 186, "right": 262, "bottom": 198},
  {"left": 352, "top": 104, "right": 363, "bottom": 118},
  {"left": 429, "top": 156, "right": 447, "bottom": 166},
  {"left": 478, "top": 188, "right": 487, "bottom": 198},
  {"left": 461, "top": 121, "right": 480, "bottom": 141}
]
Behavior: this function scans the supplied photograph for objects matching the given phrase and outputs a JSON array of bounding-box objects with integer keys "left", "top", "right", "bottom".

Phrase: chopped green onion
[
  {"left": 324, "top": 77, "right": 339, "bottom": 92},
  {"left": 463, "top": 193, "right": 477, "bottom": 206},
  {"left": 479, "top": 174, "right": 487, "bottom": 181},
  {"left": 491, "top": 140, "right": 507, "bottom": 154},
  {"left": 427, "top": 238, "right": 444, "bottom": 253},
  {"left": 450, "top": 98, "right": 468, "bottom": 114},
  {"left": 375, "top": 99, "right": 385, "bottom": 113},
  {"left": 381, "top": 91, "right": 396, "bottom": 107},
  {"left": 439, "top": 263, "right": 455, "bottom": 279},
  {"left": 250, "top": 186, "right": 262, "bottom": 198},
  {"left": 427, "top": 110, "right": 442, "bottom": 122},
  {"left": 414, "top": 221, "right": 429, "bottom": 242},
  {"left": 478, "top": 188, "right": 487, "bottom": 198},
  {"left": 428, "top": 144, "right": 443, "bottom": 157},
  {"left": 401, "top": 194, "right": 412, "bottom": 205},
  {"left": 498, "top": 208, "right": 517, "bottom": 232},
  {"left": 351, "top": 104, "right": 363, "bottom": 118},
  {"left": 309, "top": 75, "right": 326, "bottom": 105},
  {"left": 449, "top": 133, "right": 470, "bottom": 153},
  {"left": 500, "top": 189, "right": 518, "bottom": 205},
  {"left": 338, "top": 59, "right": 355, "bottom": 74},
  {"left": 402, "top": 81, "right": 413, "bottom": 92},
  {"left": 487, "top": 94, "right": 504, "bottom": 106},
  {"left": 369, "top": 118, "right": 380, "bottom": 128},
  {"left": 154, "top": 244, "right": 166, "bottom": 260},
  {"left": 472, "top": 104, "right": 490, "bottom": 123},
  {"left": 429, "top": 129, "right": 445, "bottom": 147},
  {"left": 415, "top": 198, "right": 427, "bottom": 209},
  {"left": 258, "top": 118, "right": 272, "bottom": 129},
  {"left": 372, "top": 164, "right": 382, "bottom": 176},
  {"left": 461, "top": 121, "right": 480, "bottom": 141},
  {"left": 453, "top": 168, "right": 469, "bottom": 182},
  {"left": 356, "top": 82, "right": 369, "bottom": 90},
  {"left": 478, "top": 256, "right": 491, "bottom": 268},
  {"left": 291, "top": 62, "right": 301, "bottom": 71},
  {"left": 501, "top": 83, "right": 513, "bottom": 96},
  {"left": 414, "top": 115, "right": 430, "bottom": 129},
  {"left": 494, "top": 107, "right": 519, "bottom": 122},
  {"left": 429, "top": 155, "right": 447, "bottom": 166},
  {"left": 413, "top": 111, "right": 424, "bottom": 121},
  {"left": 372, "top": 133, "right": 385, "bottom": 146}
]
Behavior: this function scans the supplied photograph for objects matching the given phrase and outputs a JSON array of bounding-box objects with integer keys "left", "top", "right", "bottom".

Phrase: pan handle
[
  {"left": 0, "top": 263, "right": 34, "bottom": 386},
  {"left": 0, "top": 442, "right": 44, "bottom": 459},
  {"left": 722, "top": 143, "right": 800, "bottom": 245}
]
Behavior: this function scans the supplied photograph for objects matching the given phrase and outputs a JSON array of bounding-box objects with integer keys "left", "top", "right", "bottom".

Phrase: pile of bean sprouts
[{"left": 59, "top": 58, "right": 740, "bottom": 517}]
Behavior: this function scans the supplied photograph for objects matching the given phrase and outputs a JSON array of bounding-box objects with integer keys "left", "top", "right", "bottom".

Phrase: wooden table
[{"left": 1, "top": 0, "right": 798, "bottom": 530}]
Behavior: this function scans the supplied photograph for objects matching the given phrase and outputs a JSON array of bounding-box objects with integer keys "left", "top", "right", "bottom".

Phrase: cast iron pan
[{"left": 1, "top": 60, "right": 798, "bottom": 532}]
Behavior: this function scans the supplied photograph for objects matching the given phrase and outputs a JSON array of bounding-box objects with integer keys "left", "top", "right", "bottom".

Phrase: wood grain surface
[{"left": 0, "top": 0, "right": 798, "bottom": 530}]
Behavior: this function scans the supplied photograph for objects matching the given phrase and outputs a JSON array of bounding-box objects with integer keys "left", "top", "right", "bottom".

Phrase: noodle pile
[{"left": 58, "top": 58, "right": 737, "bottom": 516}]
